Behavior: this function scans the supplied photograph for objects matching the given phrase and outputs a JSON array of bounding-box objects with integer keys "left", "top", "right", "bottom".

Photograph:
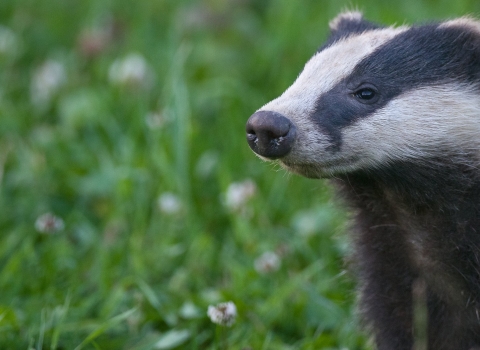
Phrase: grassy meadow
[{"left": 1, "top": 0, "right": 479, "bottom": 349}]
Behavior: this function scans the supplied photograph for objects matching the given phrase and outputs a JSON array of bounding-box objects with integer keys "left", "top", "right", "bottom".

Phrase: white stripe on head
[
  {"left": 438, "top": 17, "right": 480, "bottom": 34},
  {"left": 259, "top": 26, "right": 408, "bottom": 118},
  {"left": 342, "top": 84, "right": 480, "bottom": 168}
]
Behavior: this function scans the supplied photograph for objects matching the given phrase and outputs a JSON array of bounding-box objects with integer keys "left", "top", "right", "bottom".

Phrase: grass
[{"left": 0, "top": 0, "right": 479, "bottom": 349}]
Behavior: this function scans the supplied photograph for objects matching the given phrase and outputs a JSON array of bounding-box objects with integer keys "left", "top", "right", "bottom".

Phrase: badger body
[{"left": 246, "top": 12, "right": 480, "bottom": 350}]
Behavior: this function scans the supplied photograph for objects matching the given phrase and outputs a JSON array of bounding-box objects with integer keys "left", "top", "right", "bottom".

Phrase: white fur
[
  {"left": 261, "top": 26, "right": 408, "bottom": 116},
  {"left": 280, "top": 84, "right": 480, "bottom": 178},
  {"left": 439, "top": 17, "right": 480, "bottom": 34},
  {"left": 329, "top": 11, "right": 364, "bottom": 31},
  {"left": 257, "top": 27, "right": 408, "bottom": 177},
  {"left": 343, "top": 84, "right": 480, "bottom": 166}
]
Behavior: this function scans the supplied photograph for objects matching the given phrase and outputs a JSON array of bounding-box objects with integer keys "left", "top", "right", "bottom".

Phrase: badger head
[{"left": 246, "top": 12, "right": 480, "bottom": 178}]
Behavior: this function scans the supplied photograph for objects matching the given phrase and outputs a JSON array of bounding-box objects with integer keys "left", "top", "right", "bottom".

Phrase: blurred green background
[{"left": 0, "top": 0, "right": 479, "bottom": 349}]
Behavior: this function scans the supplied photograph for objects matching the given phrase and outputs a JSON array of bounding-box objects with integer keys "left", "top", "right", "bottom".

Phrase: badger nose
[{"left": 246, "top": 110, "right": 296, "bottom": 159}]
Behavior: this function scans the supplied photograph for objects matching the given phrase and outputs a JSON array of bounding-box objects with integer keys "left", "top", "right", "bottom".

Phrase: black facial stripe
[
  {"left": 311, "top": 24, "right": 480, "bottom": 151},
  {"left": 356, "top": 24, "right": 480, "bottom": 90},
  {"left": 312, "top": 82, "right": 399, "bottom": 151}
]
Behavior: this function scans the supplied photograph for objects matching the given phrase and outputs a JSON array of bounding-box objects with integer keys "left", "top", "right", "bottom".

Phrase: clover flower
[
  {"left": 224, "top": 179, "right": 256, "bottom": 211},
  {"left": 207, "top": 301, "right": 237, "bottom": 327},
  {"left": 254, "top": 251, "right": 281, "bottom": 274},
  {"left": 195, "top": 151, "right": 219, "bottom": 178},
  {"left": 0, "top": 25, "right": 18, "bottom": 56},
  {"left": 35, "top": 213, "right": 65, "bottom": 234},
  {"left": 158, "top": 192, "right": 182, "bottom": 215},
  {"left": 77, "top": 28, "right": 110, "bottom": 57},
  {"left": 108, "top": 52, "right": 152, "bottom": 88},
  {"left": 145, "top": 111, "right": 167, "bottom": 130},
  {"left": 30, "top": 59, "right": 67, "bottom": 107}
]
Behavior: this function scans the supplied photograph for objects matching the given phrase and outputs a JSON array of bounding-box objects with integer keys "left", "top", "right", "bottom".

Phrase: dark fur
[
  {"left": 335, "top": 153, "right": 480, "bottom": 349},
  {"left": 318, "top": 16, "right": 381, "bottom": 51}
]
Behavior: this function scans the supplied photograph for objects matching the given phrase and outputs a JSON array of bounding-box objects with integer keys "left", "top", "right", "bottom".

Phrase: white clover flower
[
  {"left": 224, "top": 179, "right": 256, "bottom": 211},
  {"left": 195, "top": 151, "right": 218, "bottom": 178},
  {"left": 108, "top": 53, "right": 152, "bottom": 88},
  {"left": 254, "top": 251, "right": 281, "bottom": 274},
  {"left": 77, "top": 28, "right": 109, "bottom": 58},
  {"left": 291, "top": 206, "right": 337, "bottom": 237},
  {"left": 0, "top": 25, "right": 18, "bottom": 56},
  {"left": 158, "top": 192, "right": 182, "bottom": 214},
  {"left": 207, "top": 301, "right": 237, "bottom": 327},
  {"left": 34, "top": 212, "right": 65, "bottom": 234},
  {"left": 30, "top": 59, "right": 67, "bottom": 107},
  {"left": 179, "top": 301, "right": 201, "bottom": 319},
  {"left": 145, "top": 111, "right": 167, "bottom": 130},
  {"left": 292, "top": 212, "right": 318, "bottom": 237}
]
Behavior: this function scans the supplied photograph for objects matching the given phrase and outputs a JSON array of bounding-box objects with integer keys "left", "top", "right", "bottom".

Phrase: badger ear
[{"left": 328, "top": 11, "right": 381, "bottom": 37}]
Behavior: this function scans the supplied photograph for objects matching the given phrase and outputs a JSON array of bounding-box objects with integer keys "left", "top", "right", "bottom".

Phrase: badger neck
[
  {"left": 333, "top": 154, "right": 480, "bottom": 305},
  {"left": 334, "top": 154, "right": 480, "bottom": 217}
]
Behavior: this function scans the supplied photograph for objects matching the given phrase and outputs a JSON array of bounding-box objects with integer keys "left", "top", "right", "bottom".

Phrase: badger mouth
[{"left": 280, "top": 155, "right": 363, "bottom": 178}]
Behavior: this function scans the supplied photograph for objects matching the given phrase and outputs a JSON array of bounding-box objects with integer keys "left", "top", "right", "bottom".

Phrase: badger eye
[{"left": 354, "top": 88, "right": 376, "bottom": 100}]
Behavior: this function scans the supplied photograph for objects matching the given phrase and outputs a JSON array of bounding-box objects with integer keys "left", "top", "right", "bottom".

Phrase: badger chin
[
  {"left": 255, "top": 147, "right": 365, "bottom": 178},
  {"left": 280, "top": 156, "right": 364, "bottom": 179},
  {"left": 282, "top": 163, "right": 327, "bottom": 179}
]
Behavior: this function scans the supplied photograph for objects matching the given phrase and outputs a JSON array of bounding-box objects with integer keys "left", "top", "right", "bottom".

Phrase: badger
[{"left": 245, "top": 11, "right": 480, "bottom": 350}]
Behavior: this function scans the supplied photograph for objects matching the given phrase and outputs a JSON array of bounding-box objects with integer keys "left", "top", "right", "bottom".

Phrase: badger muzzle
[{"left": 246, "top": 110, "right": 296, "bottom": 159}]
